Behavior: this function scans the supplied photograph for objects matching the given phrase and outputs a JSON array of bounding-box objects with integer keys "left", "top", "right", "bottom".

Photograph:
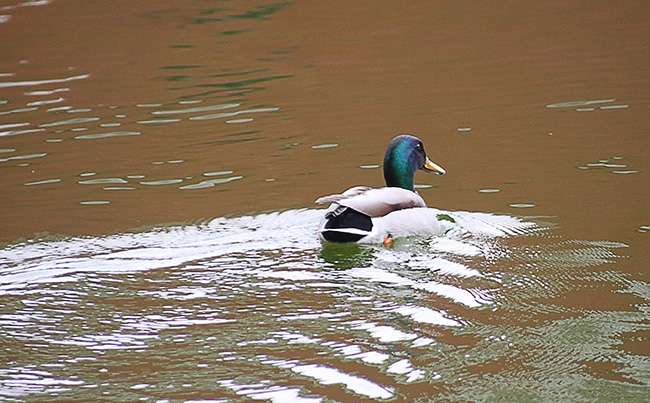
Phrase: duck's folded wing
[
  {"left": 317, "top": 187, "right": 426, "bottom": 217},
  {"left": 315, "top": 186, "right": 372, "bottom": 205}
]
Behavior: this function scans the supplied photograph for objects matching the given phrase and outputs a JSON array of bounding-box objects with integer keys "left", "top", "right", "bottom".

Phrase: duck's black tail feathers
[{"left": 319, "top": 207, "right": 372, "bottom": 243}]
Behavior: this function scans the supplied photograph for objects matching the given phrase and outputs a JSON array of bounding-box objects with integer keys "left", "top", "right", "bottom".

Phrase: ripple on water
[
  {"left": 311, "top": 143, "right": 338, "bottom": 149},
  {"left": 178, "top": 176, "right": 244, "bottom": 190},
  {"left": 78, "top": 178, "right": 129, "bottom": 185},
  {"left": 188, "top": 106, "right": 279, "bottom": 121},
  {"left": 578, "top": 157, "right": 639, "bottom": 174},
  {"left": 73, "top": 131, "right": 140, "bottom": 140},
  {"left": 78, "top": 200, "right": 110, "bottom": 205},
  {"left": 139, "top": 179, "right": 185, "bottom": 186},
  {"left": 203, "top": 170, "right": 235, "bottom": 176},
  {"left": 545, "top": 99, "right": 616, "bottom": 108},
  {"left": 0, "top": 122, "right": 28, "bottom": 131},
  {"left": 151, "top": 102, "right": 241, "bottom": 115},
  {"left": 0, "top": 208, "right": 644, "bottom": 401},
  {"left": 23, "top": 178, "right": 61, "bottom": 186},
  {"left": 39, "top": 117, "right": 101, "bottom": 128},
  {"left": 0, "top": 74, "right": 89, "bottom": 89},
  {"left": 0, "top": 152, "right": 47, "bottom": 163},
  {"left": 509, "top": 203, "right": 536, "bottom": 208},
  {"left": 545, "top": 98, "right": 631, "bottom": 113}
]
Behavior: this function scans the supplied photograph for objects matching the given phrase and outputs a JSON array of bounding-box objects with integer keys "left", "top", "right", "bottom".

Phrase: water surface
[{"left": 1, "top": 1, "right": 649, "bottom": 402}]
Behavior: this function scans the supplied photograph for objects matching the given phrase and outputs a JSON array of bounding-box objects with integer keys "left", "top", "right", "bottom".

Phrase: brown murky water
[{"left": 1, "top": 1, "right": 649, "bottom": 402}]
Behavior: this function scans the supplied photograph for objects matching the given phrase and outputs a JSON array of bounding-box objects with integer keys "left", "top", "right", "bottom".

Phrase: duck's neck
[{"left": 383, "top": 158, "right": 415, "bottom": 191}]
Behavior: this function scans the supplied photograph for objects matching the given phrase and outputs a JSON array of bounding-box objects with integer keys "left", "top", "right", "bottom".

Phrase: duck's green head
[{"left": 383, "top": 134, "right": 445, "bottom": 191}]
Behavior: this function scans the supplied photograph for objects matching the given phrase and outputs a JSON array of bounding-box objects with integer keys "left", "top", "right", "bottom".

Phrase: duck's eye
[{"left": 415, "top": 143, "right": 423, "bottom": 151}]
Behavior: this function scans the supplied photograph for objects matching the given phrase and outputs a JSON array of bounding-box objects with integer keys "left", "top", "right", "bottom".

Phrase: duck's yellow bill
[{"left": 422, "top": 157, "right": 446, "bottom": 175}]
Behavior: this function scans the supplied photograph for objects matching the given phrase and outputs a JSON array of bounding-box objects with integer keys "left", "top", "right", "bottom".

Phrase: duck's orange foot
[{"left": 383, "top": 237, "right": 393, "bottom": 248}]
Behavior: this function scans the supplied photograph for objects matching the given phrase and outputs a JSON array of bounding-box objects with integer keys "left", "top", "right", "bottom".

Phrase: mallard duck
[{"left": 316, "top": 134, "right": 446, "bottom": 243}]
